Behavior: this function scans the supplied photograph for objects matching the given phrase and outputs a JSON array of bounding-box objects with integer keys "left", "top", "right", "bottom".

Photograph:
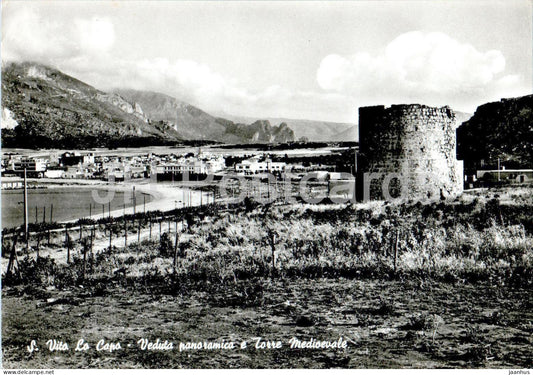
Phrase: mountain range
[
  {"left": 1, "top": 62, "right": 297, "bottom": 148},
  {"left": 3, "top": 61, "right": 530, "bottom": 168},
  {"left": 1, "top": 62, "right": 358, "bottom": 148},
  {"left": 215, "top": 112, "right": 356, "bottom": 142},
  {"left": 114, "top": 89, "right": 295, "bottom": 144},
  {"left": 1, "top": 62, "right": 178, "bottom": 148}
]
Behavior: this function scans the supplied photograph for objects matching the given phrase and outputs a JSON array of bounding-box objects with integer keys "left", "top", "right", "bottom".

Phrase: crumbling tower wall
[{"left": 356, "top": 104, "right": 463, "bottom": 201}]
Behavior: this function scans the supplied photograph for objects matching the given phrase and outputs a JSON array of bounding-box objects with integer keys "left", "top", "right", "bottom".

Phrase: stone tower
[{"left": 356, "top": 104, "right": 463, "bottom": 201}]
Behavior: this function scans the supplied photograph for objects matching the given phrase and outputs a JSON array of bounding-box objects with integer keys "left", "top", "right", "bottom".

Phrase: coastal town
[
  {"left": 2, "top": 145, "right": 531, "bottom": 191},
  {"left": 1, "top": 149, "right": 226, "bottom": 181},
  {"left": 2, "top": 1, "right": 532, "bottom": 370},
  {"left": 0, "top": 145, "right": 360, "bottom": 186}
]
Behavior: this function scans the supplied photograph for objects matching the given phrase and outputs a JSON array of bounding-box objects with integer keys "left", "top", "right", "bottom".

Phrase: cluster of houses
[
  {"left": 232, "top": 157, "right": 345, "bottom": 177},
  {"left": 1, "top": 151, "right": 324, "bottom": 182},
  {"left": 1, "top": 150, "right": 226, "bottom": 181},
  {"left": 153, "top": 151, "right": 226, "bottom": 180},
  {"left": 2, "top": 149, "right": 531, "bottom": 190}
]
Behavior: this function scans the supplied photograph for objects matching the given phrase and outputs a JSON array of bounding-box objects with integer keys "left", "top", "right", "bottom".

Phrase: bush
[{"left": 159, "top": 233, "right": 173, "bottom": 257}]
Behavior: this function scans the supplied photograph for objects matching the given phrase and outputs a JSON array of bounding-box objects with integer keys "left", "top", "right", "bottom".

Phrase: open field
[
  {"left": 3, "top": 278, "right": 531, "bottom": 368},
  {"left": 2, "top": 186, "right": 532, "bottom": 368}
]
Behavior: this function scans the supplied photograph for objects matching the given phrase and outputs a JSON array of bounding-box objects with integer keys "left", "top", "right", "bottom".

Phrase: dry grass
[
  {"left": 5, "top": 187, "right": 532, "bottom": 289},
  {"left": 3, "top": 187, "right": 532, "bottom": 369}
]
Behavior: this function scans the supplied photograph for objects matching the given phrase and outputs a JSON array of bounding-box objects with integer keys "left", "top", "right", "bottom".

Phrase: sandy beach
[
  {"left": 70, "top": 181, "right": 212, "bottom": 221},
  {"left": 1, "top": 178, "right": 215, "bottom": 272},
  {"left": 1, "top": 177, "right": 214, "bottom": 225}
]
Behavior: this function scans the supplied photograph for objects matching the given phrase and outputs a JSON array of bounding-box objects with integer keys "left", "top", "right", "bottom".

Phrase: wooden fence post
[
  {"left": 393, "top": 230, "right": 399, "bottom": 274},
  {"left": 6, "top": 233, "right": 19, "bottom": 277},
  {"left": 267, "top": 231, "right": 277, "bottom": 279},
  {"left": 90, "top": 224, "right": 95, "bottom": 254},
  {"left": 173, "top": 230, "right": 180, "bottom": 275},
  {"left": 271, "top": 233, "right": 276, "bottom": 276},
  {"left": 65, "top": 227, "right": 71, "bottom": 264},
  {"left": 137, "top": 218, "right": 141, "bottom": 243},
  {"left": 124, "top": 216, "right": 128, "bottom": 248},
  {"left": 109, "top": 222, "right": 113, "bottom": 251},
  {"left": 82, "top": 240, "right": 87, "bottom": 281},
  {"left": 36, "top": 232, "right": 40, "bottom": 260}
]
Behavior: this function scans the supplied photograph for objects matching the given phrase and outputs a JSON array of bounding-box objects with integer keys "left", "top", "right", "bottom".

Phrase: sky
[{"left": 2, "top": 0, "right": 532, "bottom": 123}]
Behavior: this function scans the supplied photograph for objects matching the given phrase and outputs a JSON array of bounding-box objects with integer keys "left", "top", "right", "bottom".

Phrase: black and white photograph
[{"left": 1, "top": 0, "right": 532, "bottom": 370}]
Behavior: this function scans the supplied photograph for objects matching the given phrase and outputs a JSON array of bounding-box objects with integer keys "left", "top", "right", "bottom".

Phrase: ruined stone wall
[{"left": 356, "top": 104, "right": 463, "bottom": 201}]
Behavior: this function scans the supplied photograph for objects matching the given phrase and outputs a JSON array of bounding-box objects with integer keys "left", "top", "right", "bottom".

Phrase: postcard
[{"left": 1, "top": 0, "right": 532, "bottom": 371}]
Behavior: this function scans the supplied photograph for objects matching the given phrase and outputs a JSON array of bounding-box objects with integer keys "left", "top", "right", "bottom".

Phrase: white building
[
  {"left": 11, "top": 157, "right": 47, "bottom": 177},
  {"left": 103, "top": 161, "right": 146, "bottom": 180},
  {"left": 154, "top": 156, "right": 225, "bottom": 177},
  {"left": 63, "top": 166, "right": 94, "bottom": 179},
  {"left": 156, "top": 160, "right": 207, "bottom": 175},
  {"left": 235, "top": 158, "right": 286, "bottom": 175}
]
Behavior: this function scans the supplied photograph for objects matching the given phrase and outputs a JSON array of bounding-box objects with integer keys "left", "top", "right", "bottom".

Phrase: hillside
[
  {"left": 217, "top": 118, "right": 295, "bottom": 144},
  {"left": 457, "top": 94, "right": 533, "bottom": 171},
  {"left": 329, "top": 125, "right": 357, "bottom": 142},
  {"left": 114, "top": 89, "right": 227, "bottom": 141},
  {"left": 116, "top": 89, "right": 295, "bottom": 144},
  {"left": 1, "top": 62, "right": 181, "bottom": 148},
  {"left": 218, "top": 113, "right": 354, "bottom": 142},
  {"left": 264, "top": 117, "right": 353, "bottom": 142},
  {"left": 0, "top": 63, "right": 295, "bottom": 149}
]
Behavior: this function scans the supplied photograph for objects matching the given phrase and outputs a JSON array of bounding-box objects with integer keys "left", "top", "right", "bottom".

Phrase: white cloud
[
  {"left": 61, "top": 55, "right": 352, "bottom": 122},
  {"left": 0, "top": 5, "right": 357, "bottom": 122},
  {"left": 75, "top": 17, "right": 115, "bottom": 54},
  {"left": 2, "top": 6, "right": 115, "bottom": 63},
  {"left": 2, "top": 5, "right": 527, "bottom": 124},
  {"left": 317, "top": 31, "right": 524, "bottom": 110}
]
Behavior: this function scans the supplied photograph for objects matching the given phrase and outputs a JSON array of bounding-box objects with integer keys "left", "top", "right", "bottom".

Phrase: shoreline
[
  {"left": 80, "top": 181, "right": 211, "bottom": 222},
  {"left": 1, "top": 177, "right": 214, "bottom": 226}
]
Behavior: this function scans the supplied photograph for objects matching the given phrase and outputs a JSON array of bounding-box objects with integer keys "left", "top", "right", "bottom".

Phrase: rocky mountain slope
[
  {"left": 1, "top": 62, "right": 296, "bottom": 148},
  {"left": 457, "top": 94, "right": 533, "bottom": 170},
  {"left": 114, "top": 89, "right": 226, "bottom": 141},
  {"left": 259, "top": 118, "right": 353, "bottom": 142},
  {"left": 217, "top": 113, "right": 354, "bottom": 142},
  {"left": 1, "top": 62, "right": 181, "bottom": 148},
  {"left": 215, "top": 118, "right": 295, "bottom": 144},
  {"left": 116, "top": 89, "right": 295, "bottom": 144}
]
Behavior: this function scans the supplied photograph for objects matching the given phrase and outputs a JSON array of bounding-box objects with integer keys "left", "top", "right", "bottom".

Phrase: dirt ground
[{"left": 2, "top": 278, "right": 531, "bottom": 369}]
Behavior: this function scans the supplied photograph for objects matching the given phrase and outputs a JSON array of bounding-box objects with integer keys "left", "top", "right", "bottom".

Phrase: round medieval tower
[{"left": 356, "top": 104, "right": 463, "bottom": 201}]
